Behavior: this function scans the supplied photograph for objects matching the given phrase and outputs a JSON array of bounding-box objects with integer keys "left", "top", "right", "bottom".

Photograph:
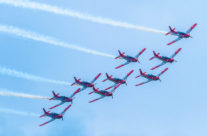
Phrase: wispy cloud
[
  {"left": 0, "top": 88, "right": 49, "bottom": 100},
  {"left": 0, "top": 66, "right": 71, "bottom": 85},
  {"left": 0, "top": 0, "right": 167, "bottom": 34},
  {"left": 0, "top": 25, "right": 115, "bottom": 58}
]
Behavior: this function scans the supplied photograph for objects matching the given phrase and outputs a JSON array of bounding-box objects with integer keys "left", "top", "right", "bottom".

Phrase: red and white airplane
[
  {"left": 166, "top": 23, "right": 197, "bottom": 45},
  {"left": 88, "top": 86, "right": 118, "bottom": 103},
  {"left": 115, "top": 48, "right": 146, "bottom": 69},
  {"left": 71, "top": 73, "right": 101, "bottom": 91},
  {"left": 103, "top": 70, "right": 134, "bottom": 91},
  {"left": 49, "top": 88, "right": 80, "bottom": 109},
  {"left": 135, "top": 68, "right": 168, "bottom": 86},
  {"left": 39, "top": 105, "right": 71, "bottom": 126},
  {"left": 150, "top": 48, "right": 182, "bottom": 70}
]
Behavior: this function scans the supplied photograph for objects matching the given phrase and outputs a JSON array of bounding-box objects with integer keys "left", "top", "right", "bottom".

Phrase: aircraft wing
[
  {"left": 89, "top": 96, "right": 105, "bottom": 103},
  {"left": 91, "top": 73, "right": 101, "bottom": 83},
  {"left": 39, "top": 118, "right": 55, "bottom": 127},
  {"left": 151, "top": 62, "right": 166, "bottom": 70},
  {"left": 167, "top": 37, "right": 182, "bottom": 45},
  {"left": 135, "top": 80, "right": 151, "bottom": 86},
  {"left": 135, "top": 48, "right": 146, "bottom": 58},
  {"left": 123, "top": 70, "right": 134, "bottom": 80},
  {"left": 170, "top": 48, "right": 182, "bottom": 58},
  {"left": 104, "top": 83, "right": 117, "bottom": 91},
  {"left": 115, "top": 62, "right": 130, "bottom": 69},
  {"left": 70, "top": 88, "right": 81, "bottom": 98},
  {"left": 157, "top": 68, "right": 168, "bottom": 77},
  {"left": 61, "top": 104, "right": 72, "bottom": 115},
  {"left": 186, "top": 23, "right": 197, "bottom": 33},
  {"left": 111, "top": 83, "right": 121, "bottom": 93},
  {"left": 49, "top": 102, "right": 65, "bottom": 109}
]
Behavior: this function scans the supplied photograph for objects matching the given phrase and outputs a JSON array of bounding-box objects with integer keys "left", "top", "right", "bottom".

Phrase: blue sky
[{"left": 0, "top": 0, "right": 206, "bottom": 136}]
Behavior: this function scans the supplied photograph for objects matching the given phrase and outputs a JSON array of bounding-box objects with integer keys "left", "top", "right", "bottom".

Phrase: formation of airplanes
[{"left": 39, "top": 23, "right": 197, "bottom": 126}]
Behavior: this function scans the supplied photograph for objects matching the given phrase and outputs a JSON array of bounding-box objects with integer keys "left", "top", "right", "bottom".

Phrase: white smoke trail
[
  {"left": 0, "top": 0, "right": 167, "bottom": 34},
  {"left": 0, "top": 66, "right": 71, "bottom": 85},
  {"left": 0, "top": 25, "right": 115, "bottom": 58},
  {"left": 0, "top": 108, "right": 39, "bottom": 116},
  {"left": 0, "top": 88, "right": 49, "bottom": 100}
]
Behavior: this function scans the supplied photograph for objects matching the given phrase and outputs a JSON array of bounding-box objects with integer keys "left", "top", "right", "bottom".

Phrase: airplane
[
  {"left": 49, "top": 88, "right": 81, "bottom": 109},
  {"left": 103, "top": 70, "right": 134, "bottom": 91},
  {"left": 39, "top": 104, "right": 71, "bottom": 126},
  {"left": 150, "top": 48, "right": 182, "bottom": 70},
  {"left": 115, "top": 48, "right": 146, "bottom": 69},
  {"left": 71, "top": 73, "right": 101, "bottom": 91},
  {"left": 135, "top": 68, "right": 168, "bottom": 86},
  {"left": 166, "top": 23, "right": 197, "bottom": 45},
  {"left": 88, "top": 86, "right": 118, "bottom": 103}
]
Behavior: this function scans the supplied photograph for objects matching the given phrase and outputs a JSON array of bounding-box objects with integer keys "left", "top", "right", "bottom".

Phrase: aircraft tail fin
[
  {"left": 71, "top": 77, "right": 80, "bottom": 86},
  {"left": 40, "top": 108, "right": 49, "bottom": 117},
  {"left": 52, "top": 91, "right": 59, "bottom": 97},
  {"left": 115, "top": 50, "right": 125, "bottom": 59},
  {"left": 103, "top": 73, "right": 111, "bottom": 82},
  {"left": 166, "top": 26, "right": 175, "bottom": 35},
  {"left": 139, "top": 69, "right": 143, "bottom": 75},
  {"left": 43, "top": 108, "right": 47, "bottom": 114},
  {"left": 49, "top": 90, "right": 56, "bottom": 100},
  {"left": 89, "top": 86, "right": 96, "bottom": 94},
  {"left": 149, "top": 51, "right": 157, "bottom": 60},
  {"left": 74, "top": 77, "right": 78, "bottom": 82},
  {"left": 135, "top": 69, "right": 143, "bottom": 78}
]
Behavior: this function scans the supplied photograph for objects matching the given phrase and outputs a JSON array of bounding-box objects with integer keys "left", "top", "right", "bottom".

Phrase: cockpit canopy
[
  {"left": 126, "top": 56, "right": 134, "bottom": 59},
  {"left": 113, "top": 78, "right": 122, "bottom": 81},
  {"left": 82, "top": 82, "right": 91, "bottom": 85},
  {"left": 178, "top": 31, "right": 187, "bottom": 35},
  {"left": 101, "top": 91, "right": 109, "bottom": 94},
  {"left": 147, "top": 74, "right": 156, "bottom": 78},
  {"left": 161, "top": 56, "right": 170, "bottom": 59},
  {"left": 61, "top": 96, "right": 68, "bottom": 99}
]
